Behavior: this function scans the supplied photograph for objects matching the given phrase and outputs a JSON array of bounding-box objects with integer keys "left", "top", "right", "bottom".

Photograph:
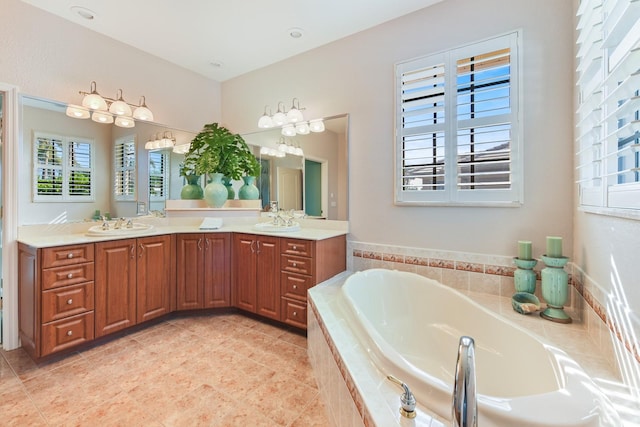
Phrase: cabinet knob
[
  {"left": 293, "top": 311, "right": 298, "bottom": 316},
  {"left": 66, "top": 298, "right": 73, "bottom": 305},
  {"left": 293, "top": 284, "right": 297, "bottom": 289},
  {"left": 66, "top": 330, "right": 73, "bottom": 336},
  {"left": 67, "top": 253, "right": 74, "bottom": 259},
  {"left": 67, "top": 273, "right": 73, "bottom": 279},
  {"left": 293, "top": 245, "right": 297, "bottom": 250},
  {"left": 292, "top": 262, "right": 297, "bottom": 267}
]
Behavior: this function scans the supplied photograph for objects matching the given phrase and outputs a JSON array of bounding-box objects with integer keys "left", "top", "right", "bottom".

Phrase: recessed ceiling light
[
  {"left": 210, "top": 61, "right": 223, "bottom": 68},
  {"left": 288, "top": 27, "right": 304, "bottom": 39},
  {"left": 70, "top": 6, "right": 96, "bottom": 20}
]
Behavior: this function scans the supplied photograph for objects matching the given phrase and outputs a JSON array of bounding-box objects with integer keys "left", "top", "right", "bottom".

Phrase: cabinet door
[
  {"left": 176, "top": 234, "right": 204, "bottom": 310},
  {"left": 233, "top": 234, "right": 257, "bottom": 312},
  {"left": 95, "top": 239, "right": 137, "bottom": 338},
  {"left": 137, "top": 235, "right": 172, "bottom": 323},
  {"left": 203, "top": 233, "right": 231, "bottom": 308},
  {"left": 255, "top": 236, "right": 280, "bottom": 320}
]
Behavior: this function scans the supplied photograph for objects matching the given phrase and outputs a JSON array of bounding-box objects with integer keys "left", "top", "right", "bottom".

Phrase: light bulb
[
  {"left": 309, "top": 119, "right": 325, "bottom": 132},
  {"left": 258, "top": 114, "right": 274, "bottom": 128},
  {"left": 91, "top": 111, "right": 114, "bottom": 123},
  {"left": 115, "top": 116, "right": 135, "bottom": 128},
  {"left": 66, "top": 105, "right": 90, "bottom": 119},
  {"left": 295, "top": 122, "right": 310, "bottom": 135}
]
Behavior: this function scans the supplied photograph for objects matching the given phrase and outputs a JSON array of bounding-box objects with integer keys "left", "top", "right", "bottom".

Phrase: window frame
[
  {"left": 394, "top": 31, "right": 523, "bottom": 207},
  {"left": 32, "top": 131, "right": 95, "bottom": 202},
  {"left": 576, "top": 0, "right": 640, "bottom": 220}
]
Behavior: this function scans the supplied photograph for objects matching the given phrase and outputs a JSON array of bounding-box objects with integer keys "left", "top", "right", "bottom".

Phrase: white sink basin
[
  {"left": 253, "top": 222, "right": 301, "bottom": 233},
  {"left": 86, "top": 223, "right": 154, "bottom": 237}
]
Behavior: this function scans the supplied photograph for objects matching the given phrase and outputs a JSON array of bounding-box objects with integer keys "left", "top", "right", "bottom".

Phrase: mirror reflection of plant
[{"left": 182, "top": 123, "right": 261, "bottom": 180}]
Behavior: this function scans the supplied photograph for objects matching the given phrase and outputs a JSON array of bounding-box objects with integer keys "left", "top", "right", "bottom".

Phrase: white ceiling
[{"left": 20, "top": 0, "right": 443, "bottom": 82}]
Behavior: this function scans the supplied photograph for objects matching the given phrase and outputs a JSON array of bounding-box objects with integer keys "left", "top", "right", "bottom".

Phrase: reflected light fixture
[
  {"left": 66, "top": 81, "right": 155, "bottom": 128},
  {"left": 144, "top": 131, "right": 175, "bottom": 150},
  {"left": 309, "top": 118, "right": 325, "bottom": 132},
  {"left": 258, "top": 99, "right": 325, "bottom": 135},
  {"left": 173, "top": 143, "right": 191, "bottom": 154}
]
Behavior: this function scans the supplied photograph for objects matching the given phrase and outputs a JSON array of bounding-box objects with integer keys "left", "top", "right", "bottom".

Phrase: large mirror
[
  {"left": 19, "top": 95, "right": 348, "bottom": 223},
  {"left": 243, "top": 114, "right": 349, "bottom": 221}
]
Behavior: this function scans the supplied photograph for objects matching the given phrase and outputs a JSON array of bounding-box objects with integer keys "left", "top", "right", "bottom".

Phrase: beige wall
[
  {"left": 222, "top": 0, "right": 575, "bottom": 258},
  {"left": 1, "top": 0, "right": 221, "bottom": 133}
]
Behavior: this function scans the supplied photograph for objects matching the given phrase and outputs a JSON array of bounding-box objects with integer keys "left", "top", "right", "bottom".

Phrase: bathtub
[{"left": 333, "top": 269, "right": 619, "bottom": 427}]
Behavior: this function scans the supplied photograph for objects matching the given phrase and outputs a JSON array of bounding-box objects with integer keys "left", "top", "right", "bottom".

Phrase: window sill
[{"left": 578, "top": 205, "right": 640, "bottom": 221}]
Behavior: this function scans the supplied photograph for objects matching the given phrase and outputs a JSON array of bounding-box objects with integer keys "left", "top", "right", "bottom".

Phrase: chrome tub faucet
[{"left": 452, "top": 336, "right": 477, "bottom": 427}]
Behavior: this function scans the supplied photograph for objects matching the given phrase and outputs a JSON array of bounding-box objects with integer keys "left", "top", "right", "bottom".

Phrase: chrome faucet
[
  {"left": 452, "top": 336, "right": 477, "bottom": 427},
  {"left": 114, "top": 217, "right": 126, "bottom": 229},
  {"left": 387, "top": 375, "right": 417, "bottom": 418}
]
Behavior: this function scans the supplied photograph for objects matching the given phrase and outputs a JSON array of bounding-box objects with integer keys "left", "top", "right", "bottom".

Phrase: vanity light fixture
[
  {"left": 66, "top": 81, "right": 155, "bottom": 128},
  {"left": 173, "top": 143, "right": 191, "bottom": 154},
  {"left": 258, "top": 98, "right": 324, "bottom": 135}
]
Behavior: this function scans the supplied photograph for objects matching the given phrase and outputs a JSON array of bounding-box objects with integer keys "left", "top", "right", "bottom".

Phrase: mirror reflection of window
[
  {"left": 149, "top": 150, "right": 168, "bottom": 211},
  {"left": 114, "top": 135, "right": 136, "bottom": 201}
]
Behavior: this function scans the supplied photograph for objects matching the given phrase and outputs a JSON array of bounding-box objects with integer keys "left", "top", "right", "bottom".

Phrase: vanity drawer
[
  {"left": 42, "top": 263, "right": 94, "bottom": 290},
  {"left": 41, "top": 311, "right": 95, "bottom": 356},
  {"left": 42, "top": 244, "right": 94, "bottom": 268},
  {"left": 281, "top": 239, "right": 313, "bottom": 257},
  {"left": 42, "top": 282, "right": 94, "bottom": 323},
  {"left": 281, "top": 255, "right": 314, "bottom": 276},
  {"left": 281, "top": 273, "right": 312, "bottom": 300},
  {"left": 281, "top": 299, "right": 307, "bottom": 329}
]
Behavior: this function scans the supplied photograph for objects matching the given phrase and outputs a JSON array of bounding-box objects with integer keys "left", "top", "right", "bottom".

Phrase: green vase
[
  {"left": 222, "top": 176, "right": 235, "bottom": 200},
  {"left": 203, "top": 173, "right": 228, "bottom": 208},
  {"left": 513, "top": 258, "right": 537, "bottom": 294},
  {"left": 238, "top": 176, "right": 259, "bottom": 200},
  {"left": 180, "top": 175, "right": 204, "bottom": 200},
  {"left": 540, "top": 255, "right": 572, "bottom": 323}
]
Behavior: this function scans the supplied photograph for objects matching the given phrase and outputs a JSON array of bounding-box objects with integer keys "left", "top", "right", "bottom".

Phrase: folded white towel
[{"left": 199, "top": 217, "right": 223, "bottom": 230}]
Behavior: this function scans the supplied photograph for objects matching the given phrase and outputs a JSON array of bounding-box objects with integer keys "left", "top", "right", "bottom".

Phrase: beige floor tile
[{"left": 3, "top": 313, "right": 330, "bottom": 426}]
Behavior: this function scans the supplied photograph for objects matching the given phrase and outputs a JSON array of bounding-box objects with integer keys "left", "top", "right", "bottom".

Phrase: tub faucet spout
[{"left": 452, "top": 336, "right": 477, "bottom": 427}]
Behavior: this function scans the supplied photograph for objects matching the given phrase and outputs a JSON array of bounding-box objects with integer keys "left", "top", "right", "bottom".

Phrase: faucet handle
[{"left": 387, "top": 375, "right": 417, "bottom": 418}]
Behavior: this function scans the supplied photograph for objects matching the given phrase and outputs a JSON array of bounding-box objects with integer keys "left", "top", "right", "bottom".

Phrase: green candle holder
[
  {"left": 513, "top": 257, "right": 537, "bottom": 294},
  {"left": 540, "top": 255, "right": 572, "bottom": 324}
]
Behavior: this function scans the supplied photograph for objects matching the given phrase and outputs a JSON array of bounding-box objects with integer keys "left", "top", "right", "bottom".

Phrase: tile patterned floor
[{"left": 0, "top": 313, "right": 330, "bottom": 426}]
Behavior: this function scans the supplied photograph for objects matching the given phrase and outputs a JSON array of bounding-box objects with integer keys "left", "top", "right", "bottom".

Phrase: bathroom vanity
[{"left": 17, "top": 221, "right": 346, "bottom": 360}]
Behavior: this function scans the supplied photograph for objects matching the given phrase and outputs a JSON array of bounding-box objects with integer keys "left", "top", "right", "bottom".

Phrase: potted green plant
[{"left": 183, "top": 123, "right": 260, "bottom": 207}]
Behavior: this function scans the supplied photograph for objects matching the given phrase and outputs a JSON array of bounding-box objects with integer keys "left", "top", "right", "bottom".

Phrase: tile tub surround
[
  {"left": 308, "top": 271, "right": 640, "bottom": 427},
  {"left": 0, "top": 313, "right": 328, "bottom": 426},
  {"left": 348, "top": 240, "right": 640, "bottom": 368}
]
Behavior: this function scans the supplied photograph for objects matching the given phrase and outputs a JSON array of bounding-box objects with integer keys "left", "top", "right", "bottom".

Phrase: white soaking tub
[{"left": 336, "top": 269, "right": 619, "bottom": 427}]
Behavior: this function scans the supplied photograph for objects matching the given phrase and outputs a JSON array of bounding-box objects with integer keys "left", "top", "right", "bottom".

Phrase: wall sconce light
[
  {"left": 66, "top": 81, "right": 155, "bottom": 128},
  {"left": 144, "top": 131, "right": 175, "bottom": 150},
  {"left": 258, "top": 98, "right": 324, "bottom": 135}
]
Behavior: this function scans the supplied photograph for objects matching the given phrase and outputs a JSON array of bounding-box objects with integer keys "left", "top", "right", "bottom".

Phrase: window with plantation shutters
[
  {"left": 149, "top": 150, "right": 168, "bottom": 201},
  {"left": 395, "top": 31, "right": 522, "bottom": 205},
  {"left": 576, "top": 0, "right": 640, "bottom": 216},
  {"left": 114, "top": 136, "right": 136, "bottom": 200},
  {"left": 33, "top": 132, "right": 94, "bottom": 201}
]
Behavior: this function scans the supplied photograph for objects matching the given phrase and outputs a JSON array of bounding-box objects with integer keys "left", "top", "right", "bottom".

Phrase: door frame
[{"left": 1, "top": 82, "right": 20, "bottom": 350}]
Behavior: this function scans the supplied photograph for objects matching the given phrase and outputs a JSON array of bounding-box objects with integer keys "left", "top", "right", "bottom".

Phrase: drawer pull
[
  {"left": 66, "top": 330, "right": 73, "bottom": 336},
  {"left": 67, "top": 253, "right": 74, "bottom": 259},
  {"left": 293, "top": 284, "right": 297, "bottom": 289},
  {"left": 293, "top": 311, "right": 298, "bottom": 316},
  {"left": 292, "top": 262, "right": 297, "bottom": 267},
  {"left": 67, "top": 273, "right": 73, "bottom": 279},
  {"left": 293, "top": 245, "right": 297, "bottom": 250},
  {"left": 67, "top": 298, "right": 73, "bottom": 305}
]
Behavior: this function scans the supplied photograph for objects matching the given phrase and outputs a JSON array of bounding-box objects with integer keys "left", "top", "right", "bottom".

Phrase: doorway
[{"left": 304, "top": 159, "right": 322, "bottom": 217}]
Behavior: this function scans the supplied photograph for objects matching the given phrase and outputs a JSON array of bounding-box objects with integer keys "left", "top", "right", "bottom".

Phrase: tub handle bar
[
  {"left": 452, "top": 336, "right": 477, "bottom": 427},
  {"left": 386, "top": 375, "right": 417, "bottom": 418}
]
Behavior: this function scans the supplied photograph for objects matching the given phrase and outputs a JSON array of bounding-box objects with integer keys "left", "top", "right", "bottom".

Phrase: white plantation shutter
[
  {"left": 114, "top": 136, "right": 137, "bottom": 200},
  {"left": 395, "top": 31, "right": 521, "bottom": 205},
  {"left": 576, "top": 0, "right": 640, "bottom": 213},
  {"left": 149, "top": 150, "right": 168, "bottom": 201},
  {"left": 33, "top": 132, "right": 94, "bottom": 201}
]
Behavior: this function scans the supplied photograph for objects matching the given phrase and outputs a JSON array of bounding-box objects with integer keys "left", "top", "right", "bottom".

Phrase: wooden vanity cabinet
[
  {"left": 233, "top": 233, "right": 280, "bottom": 320},
  {"left": 18, "top": 243, "right": 96, "bottom": 359},
  {"left": 95, "top": 234, "right": 173, "bottom": 338},
  {"left": 280, "top": 235, "right": 346, "bottom": 329},
  {"left": 176, "top": 233, "right": 231, "bottom": 310}
]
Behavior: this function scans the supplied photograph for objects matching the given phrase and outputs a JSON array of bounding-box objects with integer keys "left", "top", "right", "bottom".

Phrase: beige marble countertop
[{"left": 17, "top": 216, "right": 349, "bottom": 248}]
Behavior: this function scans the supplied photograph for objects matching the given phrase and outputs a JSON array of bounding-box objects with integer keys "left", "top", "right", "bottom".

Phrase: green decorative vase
[
  {"left": 222, "top": 176, "right": 235, "bottom": 200},
  {"left": 203, "top": 173, "right": 228, "bottom": 208},
  {"left": 540, "top": 255, "right": 572, "bottom": 324},
  {"left": 180, "top": 175, "right": 203, "bottom": 200},
  {"left": 238, "top": 176, "right": 259, "bottom": 200},
  {"left": 513, "top": 258, "right": 537, "bottom": 294}
]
